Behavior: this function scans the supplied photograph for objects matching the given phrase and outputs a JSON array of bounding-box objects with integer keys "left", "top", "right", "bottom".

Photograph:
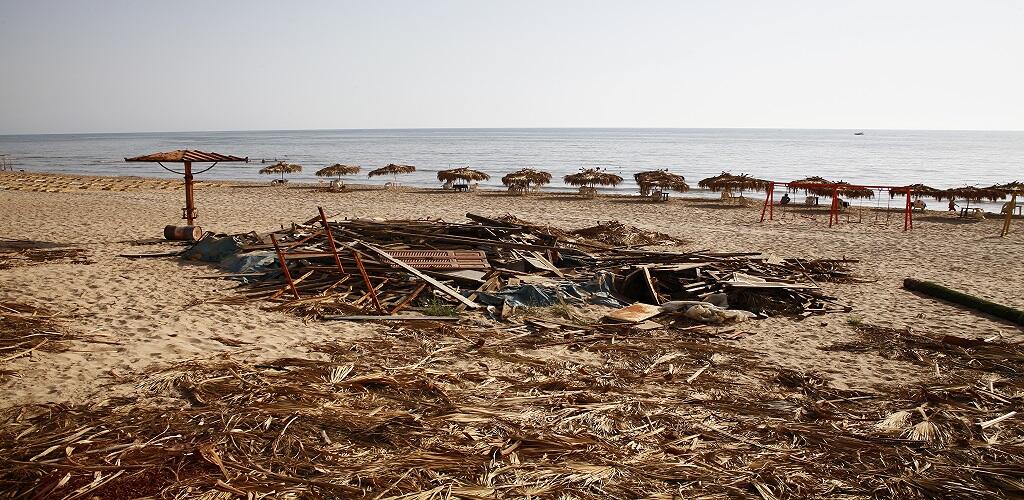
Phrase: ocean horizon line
[{"left": 4, "top": 126, "right": 1024, "bottom": 138}]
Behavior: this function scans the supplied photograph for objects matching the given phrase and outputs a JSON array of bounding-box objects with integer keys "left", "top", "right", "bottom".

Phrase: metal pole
[
  {"left": 904, "top": 189, "right": 912, "bottom": 231},
  {"left": 318, "top": 206, "right": 346, "bottom": 274},
  {"left": 350, "top": 249, "right": 385, "bottom": 314},
  {"left": 270, "top": 234, "right": 300, "bottom": 299},
  {"left": 183, "top": 161, "right": 196, "bottom": 225}
]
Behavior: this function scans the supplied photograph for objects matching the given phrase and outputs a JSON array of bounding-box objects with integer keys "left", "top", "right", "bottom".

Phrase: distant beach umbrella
[
  {"left": 698, "top": 172, "right": 771, "bottom": 194},
  {"left": 368, "top": 163, "right": 416, "bottom": 186},
  {"left": 891, "top": 183, "right": 942, "bottom": 199},
  {"left": 564, "top": 168, "right": 623, "bottom": 187},
  {"left": 316, "top": 164, "right": 361, "bottom": 180},
  {"left": 501, "top": 168, "right": 552, "bottom": 194},
  {"left": 834, "top": 181, "right": 874, "bottom": 199},
  {"left": 634, "top": 170, "right": 689, "bottom": 195},
  {"left": 788, "top": 176, "right": 835, "bottom": 197},
  {"left": 437, "top": 167, "right": 490, "bottom": 184},
  {"left": 259, "top": 162, "right": 302, "bottom": 181},
  {"left": 992, "top": 181, "right": 1024, "bottom": 194},
  {"left": 937, "top": 185, "right": 1007, "bottom": 203}
]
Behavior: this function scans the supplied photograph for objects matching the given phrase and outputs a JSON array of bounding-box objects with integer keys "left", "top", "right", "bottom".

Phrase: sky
[{"left": 1, "top": 0, "right": 1022, "bottom": 134}]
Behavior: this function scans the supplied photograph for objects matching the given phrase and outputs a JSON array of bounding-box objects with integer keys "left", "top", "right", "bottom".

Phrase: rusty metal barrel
[{"left": 164, "top": 225, "right": 202, "bottom": 241}]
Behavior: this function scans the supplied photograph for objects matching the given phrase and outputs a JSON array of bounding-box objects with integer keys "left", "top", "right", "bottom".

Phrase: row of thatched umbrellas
[{"left": 257, "top": 162, "right": 1021, "bottom": 201}]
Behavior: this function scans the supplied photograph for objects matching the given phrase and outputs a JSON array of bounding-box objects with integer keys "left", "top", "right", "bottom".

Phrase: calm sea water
[{"left": 1, "top": 128, "right": 1022, "bottom": 196}]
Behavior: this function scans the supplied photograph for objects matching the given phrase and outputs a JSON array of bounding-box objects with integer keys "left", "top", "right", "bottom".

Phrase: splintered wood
[{"left": 208, "top": 208, "right": 855, "bottom": 320}]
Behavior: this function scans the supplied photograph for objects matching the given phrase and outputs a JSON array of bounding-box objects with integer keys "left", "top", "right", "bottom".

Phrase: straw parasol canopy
[
  {"left": 992, "top": 181, "right": 1024, "bottom": 194},
  {"left": 564, "top": 168, "right": 624, "bottom": 188},
  {"left": 501, "top": 168, "right": 552, "bottom": 194},
  {"left": 891, "top": 183, "right": 942, "bottom": 199},
  {"left": 698, "top": 172, "right": 771, "bottom": 194},
  {"left": 788, "top": 176, "right": 835, "bottom": 197},
  {"left": 833, "top": 181, "right": 874, "bottom": 199},
  {"left": 437, "top": 167, "right": 490, "bottom": 184},
  {"left": 368, "top": 164, "right": 415, "bottom": 178},
  {"left": 936, "top": 185, "right": 1007, "bottom": 203},
  {"left": 316, "top": 164, "right": 361, "bottom": 179},
  {"left": 634, "top": 170, "right": 689, "bottom": 194},
  {"left": 259, "top": 162, "right": 302, "bottom": 180}
]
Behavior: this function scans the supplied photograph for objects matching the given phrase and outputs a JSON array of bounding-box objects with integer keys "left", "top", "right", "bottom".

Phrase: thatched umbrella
[
  {"left": 564, "top": 168, "right": 623, "bottom": 197},
  {"left": 788, "top": 176, "right": 835, "bottom": 197},
  {"left": 698, "top": 172, "right": 771, "bottom": 194},
  {"left": 891, "top": 183, "right": 942, "bottom": 199},
  {"left": 634, "top": 170, "right": 689, "bottom": 195},
  {"left": 992, "top": 181, "right": 1024, "bottom": 194},
  {"left": 315, "top": 164, "right": 361, "bottom": 180},
  {"left": 259, "top": 162, "right": 302, "bottom": 182},
  {"left": 437, "top": 167, "right": 490, "bottom": 186},
  {"left": 834, "top": 181, "right": 874, "bottom": 199},
  {"left": 937, "top": 185, "right": 1007, "bottom": 210},
  {"left": 501, "top": 168, "right": 552, "bottom": 194},
  {"left": 368, "top": 164, "right": 416, "bottom": 184}
]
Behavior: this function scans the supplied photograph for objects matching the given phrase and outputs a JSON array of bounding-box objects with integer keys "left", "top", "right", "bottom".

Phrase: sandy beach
[
  {"left": 2, "top": 171, "right": 1023, "bottom": 496},
  {"left": 3, "top": 172, "right": 1022, "bottom": 404}
]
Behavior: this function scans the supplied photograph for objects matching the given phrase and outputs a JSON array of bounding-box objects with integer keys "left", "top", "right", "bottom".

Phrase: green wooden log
[{"left": 903, "top": 278, "right": 1024, "bottom": 326}]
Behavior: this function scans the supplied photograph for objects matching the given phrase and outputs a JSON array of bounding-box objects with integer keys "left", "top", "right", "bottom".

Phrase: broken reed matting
[
  {"left": 213, "top": 210, "right": 856, "bottom": 319},
  {"left": 0, "top": 302, "right": 79, "bottom": 378},
  {"left": 2, "top": 321, "right": 1020, "bottom": 499},
  {"left": 0, "top": 241, "right": 92, "bottom": 270}
]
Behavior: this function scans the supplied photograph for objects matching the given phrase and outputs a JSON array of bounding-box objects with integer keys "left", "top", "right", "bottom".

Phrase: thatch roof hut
[
  {"left": 698, "top": 172, "right": 771, "bottom": 193},
  {"left": 437, "top": 167, "right": 490, "bottom": 184},
  {"left": 368, "top": 164, "right": 416, "bottom": 179},
  {"left": 259, "top": 162, "right": 302, "bottom": 181},
  {"left": 501, "top": 169, "right": 552, "bottom": 194},
  {"left": 634, "top": 170, "right": 689, "bottom": 194},
  {"left": 315, "top": 164, "right": 361, "bottom": 179}
]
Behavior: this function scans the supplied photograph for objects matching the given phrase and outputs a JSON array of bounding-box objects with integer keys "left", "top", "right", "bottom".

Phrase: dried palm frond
[{"left": 876, "top": 410, "right": 912, "bottom": 431}]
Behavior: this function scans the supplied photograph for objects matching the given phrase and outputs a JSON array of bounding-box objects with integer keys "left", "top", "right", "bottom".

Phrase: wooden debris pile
[
  {"left": 204, "top": 208, "right": 855, "bottom": 320},
  {"left": 2, "top": 320, "right": 1020, "bottom": 498}
]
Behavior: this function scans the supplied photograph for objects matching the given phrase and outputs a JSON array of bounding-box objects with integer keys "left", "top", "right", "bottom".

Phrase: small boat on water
[{"left": 853, "top": 132, "right": 865, "bottom": 136}]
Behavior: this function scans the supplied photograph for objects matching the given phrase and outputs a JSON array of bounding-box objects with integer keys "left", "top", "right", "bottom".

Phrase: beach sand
[{"left": 2, "top": 171, "right": 1023, "bottom": 407}]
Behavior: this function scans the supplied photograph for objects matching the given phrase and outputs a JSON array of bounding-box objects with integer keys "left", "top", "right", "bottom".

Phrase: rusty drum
[{"left": 164, "top": 225, "right": 202, "bottom": 241}]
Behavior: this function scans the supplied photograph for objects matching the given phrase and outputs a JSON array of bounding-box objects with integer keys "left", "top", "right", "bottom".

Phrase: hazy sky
[{"left": 1, "top": 0, "right": 1022, "bottom": 134}]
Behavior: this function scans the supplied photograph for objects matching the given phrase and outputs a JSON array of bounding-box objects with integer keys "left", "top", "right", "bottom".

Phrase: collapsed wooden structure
[{"left": 211, "top": 208, "right": 854, "bottom": 321}]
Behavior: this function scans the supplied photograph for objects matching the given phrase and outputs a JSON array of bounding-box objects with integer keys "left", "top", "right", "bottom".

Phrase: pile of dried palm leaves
[
  {"left": 2, "top": 318, "right": 1021, "bottom": 498},
  {"left": 0, "top": 302, "right": 78, "bottom": 380},
  {"left": 0, "top": 239, "right": 91, "bottom": 270},
  {"left": 569, "top": 220, "right": 683, "bottom": 247}
]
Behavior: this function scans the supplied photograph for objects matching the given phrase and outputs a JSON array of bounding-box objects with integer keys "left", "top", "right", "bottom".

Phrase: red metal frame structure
[
  {"left": 124, "top": 150, "right": 248, "bottom": 225},
  {"left": 760, "top": 181, "right": 915, "bottom": 231}
]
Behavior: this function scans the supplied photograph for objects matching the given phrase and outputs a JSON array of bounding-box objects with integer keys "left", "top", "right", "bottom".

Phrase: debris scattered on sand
[
  {"left": 2, "top": 320, "right": 1020, "bottom": 498},
  {"left": 0, "top": 239, "right": 92, "bottom": 269},
  {"left": 179, "top": 208, "right": 854, "bottom": 322}
]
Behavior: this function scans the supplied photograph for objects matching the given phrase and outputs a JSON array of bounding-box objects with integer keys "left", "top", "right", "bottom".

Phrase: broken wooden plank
[{"left": 356, "top": 241, "right": 480, "bottom": 309}]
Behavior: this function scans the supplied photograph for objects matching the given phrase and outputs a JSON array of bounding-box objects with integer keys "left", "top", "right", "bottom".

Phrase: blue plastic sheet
[
  {"left": 476, "top": 272, "right": 626, "bottom": 308},
  {"left": 181, "top": 235, "right": 243, "bottom": 262}
]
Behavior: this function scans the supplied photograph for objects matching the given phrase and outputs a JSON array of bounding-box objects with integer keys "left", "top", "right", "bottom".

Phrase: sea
[{"left": 1, "top": 128, "right": 1021, "bottom": 208}]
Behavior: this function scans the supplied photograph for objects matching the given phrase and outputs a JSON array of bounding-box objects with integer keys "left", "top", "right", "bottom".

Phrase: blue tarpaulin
[{"left": 476, "top": 272, "right": 626, "bottom": 308}]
